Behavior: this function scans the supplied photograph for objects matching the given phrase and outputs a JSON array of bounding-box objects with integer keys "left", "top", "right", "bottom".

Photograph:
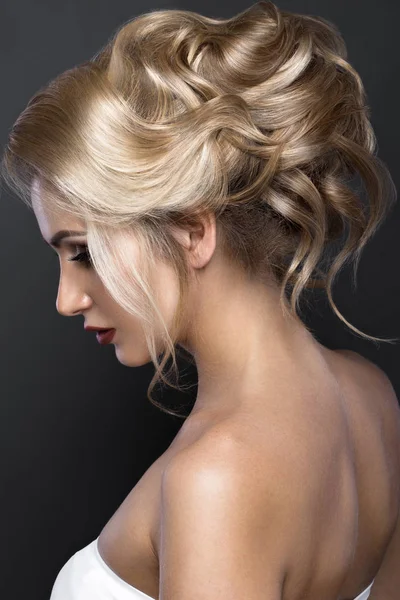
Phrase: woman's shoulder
[
  {"left": 334, "top": 347, "right": 394, "bottom": 387},
  {"left": 332, "top": 347, "right": 400, "bottom": 423}
]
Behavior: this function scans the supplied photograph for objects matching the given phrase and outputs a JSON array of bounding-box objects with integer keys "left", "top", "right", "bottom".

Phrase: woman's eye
[{"left": 67, "top": 246, "right": 92, "bottom": 268}]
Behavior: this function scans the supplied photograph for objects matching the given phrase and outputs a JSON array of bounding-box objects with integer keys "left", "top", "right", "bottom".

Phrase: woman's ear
[{"left": 170, "top": 212, "right": 217, "bottom": 270}]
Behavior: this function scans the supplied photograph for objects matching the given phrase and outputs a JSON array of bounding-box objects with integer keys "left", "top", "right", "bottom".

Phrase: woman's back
[
  {"left": 97, "top": 345, "right": 400, "bottom": 600},
  {"left": 197, "top": 346, "right": 400, "bottom": 600}
]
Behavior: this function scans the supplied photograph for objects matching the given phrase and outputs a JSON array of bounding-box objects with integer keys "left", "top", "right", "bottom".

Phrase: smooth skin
[{"left": 32, "top": 177, "right": 400, "bottom": 599}]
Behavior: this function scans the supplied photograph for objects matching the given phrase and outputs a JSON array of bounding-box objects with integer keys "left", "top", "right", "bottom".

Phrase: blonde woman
[{"left": 2, "top": 2, "right": 399, "bottom": 599}]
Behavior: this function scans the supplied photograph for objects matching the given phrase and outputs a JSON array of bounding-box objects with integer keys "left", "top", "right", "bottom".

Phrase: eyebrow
[{"left": 45, "top": 230, "right": 87, "bottom": 248}]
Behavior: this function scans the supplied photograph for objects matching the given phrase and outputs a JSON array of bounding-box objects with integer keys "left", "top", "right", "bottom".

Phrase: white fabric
[
  {"left": 49, "top": 538, "right": 153, "bottom": 599},
  {"left": 49, "top": 537, "right": 374, "bottom": 600},
  {"left": 353, "top": 579, "right": 374, "bottom": 600}
]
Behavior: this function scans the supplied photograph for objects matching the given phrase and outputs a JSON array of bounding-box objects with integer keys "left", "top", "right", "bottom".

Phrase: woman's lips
[{"left": 96, "top": 329, "right": 116, "bottom": 345}]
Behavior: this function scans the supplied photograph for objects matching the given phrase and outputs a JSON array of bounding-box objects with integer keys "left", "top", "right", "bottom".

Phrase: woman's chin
[{"left": 114, "top": 344, "right": 153, "bottom": 367}]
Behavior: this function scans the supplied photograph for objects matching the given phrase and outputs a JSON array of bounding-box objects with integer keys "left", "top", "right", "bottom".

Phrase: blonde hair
[{"left": 1, "top": 1, "right": 397, "bottom": 417}]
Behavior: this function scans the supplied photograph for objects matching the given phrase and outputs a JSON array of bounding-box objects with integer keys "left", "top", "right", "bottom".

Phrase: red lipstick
[{"left": 84, "top": 325, "right": 116, "bottom": 344}]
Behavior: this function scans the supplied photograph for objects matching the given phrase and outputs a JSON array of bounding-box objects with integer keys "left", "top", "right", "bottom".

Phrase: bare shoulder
[
  {"left": 157, "top": 431, "right": 291, "bottom": 599},
  {"left": 335, "top": 347, "right": 389, "bottom": 380},
  {"left": 334, "top": 348, "right": 400, "bottom": 466},
  {"left": 160, "top": 423, "right": 308, "bottom": 544},
  {"left": 162, "top": 426, "right": 283, "bottom": 496},
  {"left": 162, "top": 423, "right": 298, "bottom": 524},
  {"left": 335, "top": 348, "right": 399, "bottom": 412}
]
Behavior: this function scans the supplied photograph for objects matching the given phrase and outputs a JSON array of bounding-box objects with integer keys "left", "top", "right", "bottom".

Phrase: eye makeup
[{"left": 66, "top": 245, "right": 92, "bottom": 268}]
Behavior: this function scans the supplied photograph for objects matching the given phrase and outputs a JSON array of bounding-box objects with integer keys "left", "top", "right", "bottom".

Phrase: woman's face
[{"left": 30, "top": 178, "right": 183, "bottom": 366}]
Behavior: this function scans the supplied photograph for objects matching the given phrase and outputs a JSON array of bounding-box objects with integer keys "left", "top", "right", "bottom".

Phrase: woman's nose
[{"left": 55, "top": 278, "right": 92, "bottom": 317}]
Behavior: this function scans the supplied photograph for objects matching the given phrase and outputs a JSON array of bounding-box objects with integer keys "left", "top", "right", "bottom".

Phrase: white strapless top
[{"left": 49, "top": 537, "right": 375, "bottom": 600}]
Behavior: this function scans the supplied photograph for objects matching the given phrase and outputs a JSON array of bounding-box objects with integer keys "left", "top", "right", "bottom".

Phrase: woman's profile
[{"left": 2, "top": 2, "right": 399, "bottom": 599}]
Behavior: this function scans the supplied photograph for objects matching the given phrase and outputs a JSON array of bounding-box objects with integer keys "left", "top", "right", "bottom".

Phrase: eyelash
[{"left": 67, "top": 246, "right": 92, "bottom": 268}]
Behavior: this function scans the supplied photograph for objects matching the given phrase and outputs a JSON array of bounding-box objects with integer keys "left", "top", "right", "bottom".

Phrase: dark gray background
[{"left": 1, "top": 1, "right": 399, "bottom": 598}]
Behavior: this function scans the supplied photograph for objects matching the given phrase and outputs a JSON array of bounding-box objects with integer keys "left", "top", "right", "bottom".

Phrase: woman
[{"left": 2, "top": 2, "right": 399, "bottom": 599}]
